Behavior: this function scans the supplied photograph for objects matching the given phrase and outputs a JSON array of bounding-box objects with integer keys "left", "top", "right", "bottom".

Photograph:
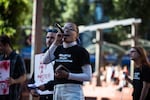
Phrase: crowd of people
[{"left": 0, "top": 22, "right": 149, "bottom": 100}]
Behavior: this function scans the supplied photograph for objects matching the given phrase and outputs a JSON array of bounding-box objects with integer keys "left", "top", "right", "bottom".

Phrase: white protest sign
[
  {"left": 0, "top": 60, "right": 10, "bottom": 95},
  {"left": 34, "top": 53, "right": 54, "bottom": 95}
]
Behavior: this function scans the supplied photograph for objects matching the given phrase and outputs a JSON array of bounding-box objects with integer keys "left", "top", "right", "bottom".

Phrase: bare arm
[
  {"left": 8, "top": 74, "right": 26, "bottom": 86},
  {"left": 125, "top": 75, "right": 133, "bottom": 85}
]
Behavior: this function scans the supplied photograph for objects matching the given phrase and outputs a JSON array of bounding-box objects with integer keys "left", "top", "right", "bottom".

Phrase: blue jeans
[{"left": 53, "top": 84, "right": 84, "bottom": 100}]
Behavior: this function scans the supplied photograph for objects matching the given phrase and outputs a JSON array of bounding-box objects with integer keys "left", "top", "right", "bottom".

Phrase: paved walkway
[
  {"left": 83, "top": 82, "right": 133, "bottom": 100},
  {"left": 21, "top": 78, "right": 133, "bottom": 100}
]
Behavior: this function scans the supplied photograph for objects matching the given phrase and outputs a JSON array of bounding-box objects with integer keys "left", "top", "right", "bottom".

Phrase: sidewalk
[
  {"left": 83, "top": 82, "right": 133, "bottom": 100},
  {"left": 21, "top": 78, "right": 133, "bottom": 100}
]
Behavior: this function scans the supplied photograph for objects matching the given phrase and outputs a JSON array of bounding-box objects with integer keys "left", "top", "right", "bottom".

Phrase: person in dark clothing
[
  {"left": 29, "top": 28, "right": 57, "bottom": 100},
  {"left": 126, "top": 66, "right": 143, "bottom": 100},
  {"left": 0, "top": 35, "right": 26, "bottom": 100},
  {"left": 125, "top": 46, "right": 150, "bottom": 100},
  {"left": 42, "top": 22, "right": 92, "bottom": 100},
  {"left": 140, "top": 65, "right": 150, "bottom": 100}
]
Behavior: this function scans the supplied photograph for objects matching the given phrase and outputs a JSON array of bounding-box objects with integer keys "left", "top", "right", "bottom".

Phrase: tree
[
  {"left": 110, "top": 0, "right": 150, "bottom": 39},
  {"left": 0, "top": 0, "right": 32, "bottom": 49},
  {"left": 43, "top": 0, "right": 60, "bottom": 26},
  {"left": 91, "top": 0, "right": 150, "bottom": 43},
  {"left": 42, "top": 0, "right": 95, "bottom": 26}
]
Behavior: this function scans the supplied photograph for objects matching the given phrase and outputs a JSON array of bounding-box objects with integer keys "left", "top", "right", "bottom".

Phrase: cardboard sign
[
  {"left": 34, "top": 54, "right": 54, "bottom": 95},
  {"left": 0, "top": 60, "right": 10, "bottom": 95}
]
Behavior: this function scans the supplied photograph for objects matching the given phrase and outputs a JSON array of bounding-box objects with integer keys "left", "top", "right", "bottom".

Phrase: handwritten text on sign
[{"left": 34, "top": 54, "right": 54, "bottom": 95}]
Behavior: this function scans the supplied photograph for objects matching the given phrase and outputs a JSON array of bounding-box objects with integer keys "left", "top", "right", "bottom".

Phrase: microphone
[{"left": 55, "top": 23, "right": 64, "bottom": 33}]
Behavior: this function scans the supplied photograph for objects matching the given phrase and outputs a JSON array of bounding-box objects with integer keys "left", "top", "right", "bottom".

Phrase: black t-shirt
[
  {"left": 141, "top": 65, "right": 150, "bottom": 82},
  {"left": 141, "top": 65, "right": 150, "bottom": 100},
  {"left": 54, "top": 45, "right": 90, "bottom": 84},
  {"left": 132, "top": 67, "right": 143, "bottom": 100}
]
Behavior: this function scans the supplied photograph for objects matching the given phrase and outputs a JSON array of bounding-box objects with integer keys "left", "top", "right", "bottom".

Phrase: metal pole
[
  {"left": 130, "top": 23, "right": 138, "bottom": 79},
  {"left": 95, "top": 29, "right": 103, "bottom": 86}
]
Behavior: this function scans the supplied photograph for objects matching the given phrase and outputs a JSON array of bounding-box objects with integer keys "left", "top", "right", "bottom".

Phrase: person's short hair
[
  {"left": 46, "top": 28, "right": 58, "bottom": 33},
  {"left": 0, "top": 35, "right": 12, "bottom": 46}
]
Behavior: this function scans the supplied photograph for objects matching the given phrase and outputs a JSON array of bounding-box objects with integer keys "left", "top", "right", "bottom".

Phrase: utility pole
[
  {"left": 30, "top": 0, "right": 42, "bottom": 100},
  {"left": 31, "top": 0, "right": 43, "bottom": 78}
]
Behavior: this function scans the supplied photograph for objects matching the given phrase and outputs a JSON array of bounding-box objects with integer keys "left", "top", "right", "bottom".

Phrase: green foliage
[
  {"left": 103, "top": 26, "right": 128, "bottom": 45},
  {"left": 125, "top": 0, "right": 150, "bottom": 37},
  {"left": 111, "top": 0, "right": 150, "bottom": 39},
  {"left": 43, "top": 0, "right": 95, "bottom": 26},
  {"left": 2, "top": 0, "right": 150, "bottom": 50},
  {"left": 100, "top": 0, "right": 114, "bottom": 17},
  {"left": 0, "top": 0, "right": 32, "bottom": 50},
  {"left": 93, "top": 0, "right": 150, "bottom": 42},
  {"left": 43, "top": 0, "right": 60, "bottom": 26}
]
